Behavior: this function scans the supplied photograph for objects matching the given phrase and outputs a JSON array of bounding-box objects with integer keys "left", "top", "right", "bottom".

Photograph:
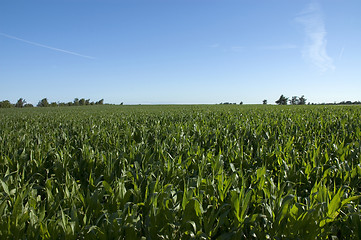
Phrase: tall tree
[
  {"left": 275, "top": 95, "right": 288, "bottom": 105},
  {"left": 96, "top": 99, "right": 104, "bottom": 105},
  {"left": 79, "top": 98, "right": 86, "bottom": 106},
  {"left": 263, "top": 99, "right": 267, "bottom": 105},
  {"left": 15, "top": 98, "right": 26, "bottom": 108},
  {"left": 298, "top": 95, "right": 307, "bottom": 105},
  {"left": 37, "top": 98, "right": 49, "bottom": 107},
  {"left": 290, "top": 96, "right": 299, "bottom": 105},
  {"left": 73, "top": 98, "right": 79, "bottom": 106}
]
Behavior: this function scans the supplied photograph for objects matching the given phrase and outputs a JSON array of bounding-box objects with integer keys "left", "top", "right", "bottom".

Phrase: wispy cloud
[
  {"left": 260, "top": 44, "right": 298, "bottom": 50},
  {"left": 296, "top": 2, "right": 334, "bottom": 72},
  {"left": 0, "top": 32, "right": 95, "bottom": 59},
  {"left": 208, "top": 43, "right": 220, "bottom": 48},
  {"left": 208, "top": 43, "right": 244, "bottom": 53},
  {"left": 230, "top": 46, "right": 243, "bottom": 52},
  {"left": 338, "top": 46, "right": 345, "bottom": 60}
]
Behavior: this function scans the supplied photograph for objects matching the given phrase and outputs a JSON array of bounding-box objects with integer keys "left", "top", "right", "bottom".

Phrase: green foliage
[
  {"left": 0, "top": 100, "right": 12, "bottom": 108},
  {"left": 299, "top": 95, "right": 307, "bottom": 105},
  {"left": 95, "top": 99, "right": 104, "bottom": 105},
  {"left": 15, "top": 98, "right": 26, "bottom": 108},
  {"left": 276, "top": 94, "right": 288, "bottom": 105},
  {"left": 0, "top": 105, "right": 360, "bottom": 239},
  {"left": 37, "top": 98, "right": 49, "bottom": 107},
  {"left": 290, "top": 95, "right": 307, "bottom": 105},
  {"left": 24, "top": 103, "right": 34, "bottom": 108}
]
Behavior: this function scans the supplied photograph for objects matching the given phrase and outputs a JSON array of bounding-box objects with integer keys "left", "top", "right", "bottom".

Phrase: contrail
[{"left": 0, "top": 32, "right": 95, "bottom": 59}]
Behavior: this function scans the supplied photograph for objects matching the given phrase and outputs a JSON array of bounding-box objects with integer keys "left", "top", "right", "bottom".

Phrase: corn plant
[{"left": 0, "top": 105, "right": 360, "bottom": 239}]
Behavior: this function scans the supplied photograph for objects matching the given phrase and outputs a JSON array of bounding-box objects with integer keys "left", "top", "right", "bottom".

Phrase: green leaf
[
  {"left": 0, "top": 179, "right": 9, "bottom": 196},
  {"left": 327, "top": 188, "right": 343, "bottom": 219},
  {"left": 103, "top": 181, "right": 114, "bottom": 196},
  {"left": 341, "top": 195, "right": 361, "bottom": 207},
  {"left": 187, "top": 220, "right": 197, "bottom": 234},
  {"left": 277, "top": 194, "right": 294, "bottom": 224},
  {"left": 240, "top": 189, "right": 253, "bottom": 222}
]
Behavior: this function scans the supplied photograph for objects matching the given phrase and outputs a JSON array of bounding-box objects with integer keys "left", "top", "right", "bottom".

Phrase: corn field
[{"left": 1, "top": 105, "right": 360, "bottom": 239}]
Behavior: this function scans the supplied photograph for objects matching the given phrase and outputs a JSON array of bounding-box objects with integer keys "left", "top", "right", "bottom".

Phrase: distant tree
[
  {"left": 37, "top": 98, "right": 49, "bottom": 107},
  {"left": 85, "top": 99, "right": 90, "bottom": 105},
  {"left": 0, "top": 100, "right": 12, "bottom": 108},
  {"left": 24, "top": 103, "right": 33, "bottom": 107},
  {"left": 79, "top": 98, "right": 86, "bottom": 106},
  {"left": 298, "top": 95, "right": 307, "bottom": 105},
  {"left": 96, "top": 99, "right": 104, "bottom": 105},
  {"left": 73, "top": 98, "right": 79, "bottom": 106},
  {"left": 239, "top": 101, "right": 243, "bottom": 105},
  {"left": 120, "top": 102, "right": 123, "bottom": 105},
  {"left": 50, "top": 102, "right": 58, "bottom": 107},
  {"left": 290, "top": 96, "right": 299, "bottom": 105},
  {"left": 15, "top": 98, "right": 26, "bottom": 108},
  {"left": 90, "top": 102, "right": 95, "bottom": 105},
  {"left": 263, "top": 99, "right": 267, "bottom": 105},
  {"left": 275, "top": 95, "right": 288, "bottom": 105}
]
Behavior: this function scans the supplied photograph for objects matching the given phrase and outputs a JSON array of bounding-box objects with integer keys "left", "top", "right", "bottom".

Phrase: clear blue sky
[{"left": 1, "top": 0, "right": 360, "bottom": 105}]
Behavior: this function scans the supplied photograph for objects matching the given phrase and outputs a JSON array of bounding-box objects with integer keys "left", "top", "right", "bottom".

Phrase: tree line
[
  {"left": 0, "top": 98, "right": 105, "bottom": 108},
  {"left": 1, "top": 95, "right": 361, "bottom": 108},
  {"left": 271, "top": 95, "right": 361, "bottom": 105},
  {"left": 274, "top": 95, "right": 307, "bottom": 105}
]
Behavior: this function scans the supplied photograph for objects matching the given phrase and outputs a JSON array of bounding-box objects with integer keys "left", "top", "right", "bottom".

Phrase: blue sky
[{"left": 1, "top": 0, "right": 360, "bottom": 105}]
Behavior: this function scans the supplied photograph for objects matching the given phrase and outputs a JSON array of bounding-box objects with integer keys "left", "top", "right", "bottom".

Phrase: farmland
[{"left": 0, "top": 105, "right": 360, "bottom": 239}]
